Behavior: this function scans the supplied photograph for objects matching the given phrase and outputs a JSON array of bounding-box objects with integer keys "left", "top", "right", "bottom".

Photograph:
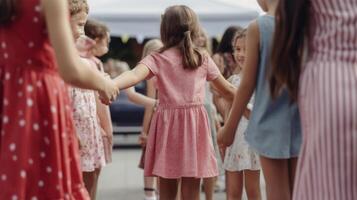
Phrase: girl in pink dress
[
  {"left": 68, "top": 2, "right": 106, "bottom": 199},
  {"left": 0, "top": 0, "right": 118, "bottom": 199},
  {"left": 113, "top": 5, "right": 236, "bottom": 200},
  {"left": 84, "top": 19, "right": 114, "bottom": 166}
]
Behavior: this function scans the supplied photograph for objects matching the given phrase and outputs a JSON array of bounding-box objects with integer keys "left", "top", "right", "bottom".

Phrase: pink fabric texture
[
  {"left": 293, "top": 0, "right": 357, "bottom": 199},
  {"left": 140, "top": 48, "right": 220, "bottom": 178}
]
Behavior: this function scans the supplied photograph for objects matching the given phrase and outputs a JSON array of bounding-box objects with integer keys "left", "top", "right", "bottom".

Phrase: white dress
[{"left": 223, "top": 74, "right": 261, "bottom": 171}]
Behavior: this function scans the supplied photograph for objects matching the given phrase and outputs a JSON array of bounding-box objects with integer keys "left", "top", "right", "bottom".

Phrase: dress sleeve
[
  {"left": 138, "top": 53, "right": 159, "bottom": 79},
  {"left": 206, "top": 56, "right": 221, "bottom": 81}
]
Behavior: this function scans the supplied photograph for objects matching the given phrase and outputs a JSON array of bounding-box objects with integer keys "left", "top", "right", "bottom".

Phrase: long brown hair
[
  {"left": 0, "top": 0, "right": 17, "bottom": 25},
  {"left": 160, "top": 5, "right": 203, "bottom": 70},
  {"left": 270, "top": 0, "right": 310, "bottom": 101}
]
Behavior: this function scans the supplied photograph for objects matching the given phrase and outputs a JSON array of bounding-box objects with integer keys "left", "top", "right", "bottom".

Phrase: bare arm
[
  {"left": 95, "top": 94, "right": 113, "bottom": 136},
  {"left": 219, "top": 21, "right": 260, "bottom": 146},
  {"left": 126, "top": 87, "right": 156, "bottom": 107},
  {"left": 210, "top": 75, "right": 236, "bottom": 102},
  {"left": 114, "top": 64, "right": 151, "bottom": 90},
  {"left": 214, "top": 94, "right": 229, "bottom": 120},
  {"left": 41, "top": 0, "right": 117, "bottom": 103},
  {"left": 212, "top": 54, "right": 225, "bottom": 74},
  {"left": 139, "top": 79, "right": 157, "bottom": 146}
]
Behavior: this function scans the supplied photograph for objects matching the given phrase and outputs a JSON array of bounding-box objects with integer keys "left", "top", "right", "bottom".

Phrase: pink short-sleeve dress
[{"left": 140, "top": 48, "right": 220, "bottom": 178}]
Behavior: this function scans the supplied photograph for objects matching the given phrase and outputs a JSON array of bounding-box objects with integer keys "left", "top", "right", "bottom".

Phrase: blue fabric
[{"left": 245, "top": 15, "right": 302, "bottom": 159}]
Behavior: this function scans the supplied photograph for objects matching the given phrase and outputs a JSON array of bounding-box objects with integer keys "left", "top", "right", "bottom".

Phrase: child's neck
[
  {"left": 233, "top": 66, "right": 241, "bottom": 75},
  {"left": 266, "top": 1, "right": 278, "bottom": 16}
]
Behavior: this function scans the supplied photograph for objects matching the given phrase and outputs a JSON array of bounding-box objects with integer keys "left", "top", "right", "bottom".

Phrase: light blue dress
[{"left": 245, "top": 15, "right": 302, "bottom": 159}]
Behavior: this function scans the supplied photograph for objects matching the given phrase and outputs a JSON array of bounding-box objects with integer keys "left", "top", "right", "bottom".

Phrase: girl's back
[
  {"left": 141, "top": 47, "right": 221, "bottom": 179},
  {"left": 245, "top": 15, "right": 302, "bottom": 159},
  {"left": 140, "top": 48, "right": 219, "bottom": 105},
  {"left": 113, "top": 6, "right": 236, "bottom": 198}
]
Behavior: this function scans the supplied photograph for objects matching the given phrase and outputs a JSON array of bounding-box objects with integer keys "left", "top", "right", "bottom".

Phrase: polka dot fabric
[{"left": 0, "top": 0, "right": 90, "bottom": 199}]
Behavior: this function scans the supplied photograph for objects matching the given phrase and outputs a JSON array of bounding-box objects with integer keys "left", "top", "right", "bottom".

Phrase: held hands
[
  {"left": 217, "top": 127, "right": 228, "bottom": 158},
  {"left": 217, "top": 126, "right": 234, "bottom": 149},
  {"left": 99, "top": 77, "right": 119, "bottom": 105}
]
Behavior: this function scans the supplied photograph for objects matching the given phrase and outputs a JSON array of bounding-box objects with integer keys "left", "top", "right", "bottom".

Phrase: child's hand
[
  {"left": 217, "top": 127, "right": 225, "bottom": 148},
  {"left": 99, "top": 78, "right": 119, "bottom": 105},
  {"left": 217, "top": 127, "right": 227, "bottom": 158},
  {"left": 138, "top": 132, "right": 148, "bottom": 147},
  {"left": 101, "top": 128, "right": 113, "bottom": 146},
  {"left": 217, "top": 126, "right": 235, "bottom": 147}
]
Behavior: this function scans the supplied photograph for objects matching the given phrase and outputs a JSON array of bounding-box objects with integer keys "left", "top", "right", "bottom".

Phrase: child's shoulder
[{"left": 255, "top": 15, "right": 275, "bottom": 32}]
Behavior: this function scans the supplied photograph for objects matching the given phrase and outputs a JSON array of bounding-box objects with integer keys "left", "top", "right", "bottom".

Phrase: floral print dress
[
  {"left": 223, "top": 74, "right": 261, "bottom": 171},
  {"left": 71, "top": 83, "right": 106, "bottom": 172}
]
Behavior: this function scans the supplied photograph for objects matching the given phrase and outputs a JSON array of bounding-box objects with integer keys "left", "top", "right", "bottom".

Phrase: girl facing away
[
  {"left": 113, "top": 5, "right": 236, "bottom": 200},
  {"left": 222, "top": 30, "right": 261, "bottom": 200},
  {"left": 218, "top": 0, "right": 302, "bottom": 200},
  {"left": 0, "top": 0, "right": 117, "bottom": 199},
  {"left": 270, "top": 0, "right": 357, "bottom": 199}
]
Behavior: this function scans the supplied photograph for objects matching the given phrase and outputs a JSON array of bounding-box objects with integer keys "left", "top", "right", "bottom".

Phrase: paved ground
[{"left": 97, "top": 150, "right": 266, "bottom": 200}]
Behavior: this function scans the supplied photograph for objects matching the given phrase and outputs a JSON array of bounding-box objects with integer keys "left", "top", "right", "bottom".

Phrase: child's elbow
[
  {"left": 58, "top": 60, "right": 83, "bottom": 85},
  {"left": 60, "top": 70, "right": 81, "bottom": 85}
]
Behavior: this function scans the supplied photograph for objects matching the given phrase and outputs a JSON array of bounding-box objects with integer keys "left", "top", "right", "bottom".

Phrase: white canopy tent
[{"left": 88, "top": 0, "right": 259, "bottom": 40}]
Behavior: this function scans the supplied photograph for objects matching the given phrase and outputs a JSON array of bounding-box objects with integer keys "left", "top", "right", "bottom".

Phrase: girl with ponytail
[{"left": 113, "top": 5, "right": 236, "bottom": 199}]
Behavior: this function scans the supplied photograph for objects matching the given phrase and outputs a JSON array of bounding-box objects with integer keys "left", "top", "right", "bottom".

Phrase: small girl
[
  {"left": 113, "top": 5, "right": 236, "bottom": 199},
  {"left": 212, "top": 26, "right": 243, "bottom": 79},
  {"left": 212, "top": 26, "right": 243, "bottom": 122},
  {"left": 218, "top": 0, "right": 302, "bottom": 200},
  {"left": 195, "top": 28, "right": 224, "bottom": 200},
  {"left": 84, "top": 19, "right": 113, "bottom": 165},
  {"left": 138, "top": 39, "right": 164, "bottom": 200},
  {"left": 68, "top": 2, "right": 106, "bottom": 199},
  {"left": 223, "top": 30, "right": 261, "bottom": 200}
]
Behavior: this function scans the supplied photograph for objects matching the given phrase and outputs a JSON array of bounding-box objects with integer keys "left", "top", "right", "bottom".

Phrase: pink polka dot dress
[
  {"left": 0, "top": 0, "right": 89, "bottom": 199},
  {"left": 141, "top": 48, "right": 220, "bottom": 178}
]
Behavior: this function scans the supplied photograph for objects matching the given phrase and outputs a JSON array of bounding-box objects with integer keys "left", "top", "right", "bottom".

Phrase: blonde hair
[
  {"left": 114, "top": 60, "right": 130, "bottom": 75},
  {"left": 196, "top": 27, "right": 212, "bottom": 55},
  {"left": 232, "top": 29, "right": 247, "bottom": 48},
  {"left": 142, "top": 39, "right": 163, "bottom": 59},
  {"left": 68, "top": 0, "right": 89, "bottom": 16}
]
